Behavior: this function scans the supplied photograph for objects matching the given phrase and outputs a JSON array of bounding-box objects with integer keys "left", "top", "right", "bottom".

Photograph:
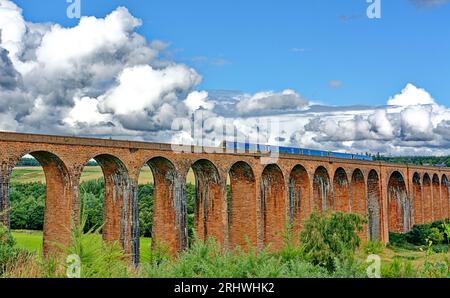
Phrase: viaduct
[{"left": 0, "top": 131, "right": 449, "bottom": 265}]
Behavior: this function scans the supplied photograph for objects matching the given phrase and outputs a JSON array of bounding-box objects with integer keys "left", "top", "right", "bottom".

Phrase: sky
[{"left": 1, "top": 0, "right": 450, "bottom": 156}]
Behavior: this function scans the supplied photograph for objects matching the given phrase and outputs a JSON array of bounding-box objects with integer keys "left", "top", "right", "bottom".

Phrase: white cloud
[
  {"left": 0, "top": 0, "right": 26, "bottom": 59},
  {"left": 35, "top": 7, "right": 144, "bottom": 71},
  {"left": 1, "top": 0, "right": 450, "bottom": 156},
  {"left": 64, "top": 97, "right": 110, "bottom": 126},
  {"left": 98, "top": 64, "right": 201, "bottom": 115},
  {"left": 387, "top": 83, "right": 435, "bottom": 106},
  {"left": 185, "top": 91, "right": 214, "bottom": 112},
  {"left": 235, "top": 89, "right": 309, "bottom": 116}
]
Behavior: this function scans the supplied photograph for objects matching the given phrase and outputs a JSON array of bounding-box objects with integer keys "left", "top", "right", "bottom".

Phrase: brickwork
[
  {"left": 412, "top": 173, "right": 423, "bottom": 224},
  {"left": 288, "top": 165, "right": 310, "bottom": 242},
  {"left": 367, "top": 170, "right": 382, "bottom": 241},
  {"left": 423, "top": 174, "right": 433, "bottom": 223},
  {"left": 261, "top": 164, "right": 286, "bottom": 251},
  {"left": 0, "top": 131, "right": 449, "bottom": 264},
  {"left": 432, "top": 174, "right": 441, "bottom": 221},
  {"left": 333, "top": 167, "right": 349, "bottom": 212}
]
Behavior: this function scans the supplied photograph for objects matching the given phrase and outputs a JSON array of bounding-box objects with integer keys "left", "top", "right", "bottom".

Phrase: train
[{"left": 221, "top": 141, "right": 373, "bottom": 161}]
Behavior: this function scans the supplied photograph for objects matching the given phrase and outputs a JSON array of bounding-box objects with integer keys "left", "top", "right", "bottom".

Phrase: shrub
[
  {"left": 0, "top": 224, "right": 31, "bottom": 276},
  {"left": 363, "top": 241, "right": 384, "bottom": 255},
  {"left": 0, "top": 224, "right": 16, "bottom": 273},
  {"left": 389, "top": 220, "right": 448, "bottom": 248},
  {"left": 427, "top": 228, "right": 444, "bottom": 245},
  {"left": 300, "top": 211, "right": 365, "bottom": 272}
]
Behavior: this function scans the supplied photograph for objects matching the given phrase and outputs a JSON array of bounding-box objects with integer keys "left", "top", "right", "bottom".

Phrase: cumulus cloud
[
  {"left": 0, "top": 0, "right": 215, "bottom": 140},
  {"left": 235, "top": 89, "right": 309, "bottom": 116},
  {"left": 387, "top": 83, "right": 435, "bottom": 106}
]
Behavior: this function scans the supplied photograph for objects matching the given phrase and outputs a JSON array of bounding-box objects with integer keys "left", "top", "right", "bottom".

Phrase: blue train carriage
[{"left": 300, "top": 148, "right": 329, "bottom": 157}]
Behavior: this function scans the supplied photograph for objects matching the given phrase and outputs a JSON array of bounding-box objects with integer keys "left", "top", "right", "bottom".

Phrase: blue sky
[
  {"left": 13, "top": 0, "right": 450, "bottom": 107},
  {"left": 2, "top": 0, "right": 450, "bottom": 155}
]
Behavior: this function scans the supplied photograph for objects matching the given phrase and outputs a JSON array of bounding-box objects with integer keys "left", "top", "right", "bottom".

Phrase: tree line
[{"left": 9, "top": 179, "right": 196, "bottom": 238}]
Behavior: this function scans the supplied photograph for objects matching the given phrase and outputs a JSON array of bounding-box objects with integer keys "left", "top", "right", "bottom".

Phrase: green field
[
  {"left": 11, "top": 230, "right": 152, "bottom": 262},
  {"left": 11, "top": 166, "right": 196, "bottom": 185}
]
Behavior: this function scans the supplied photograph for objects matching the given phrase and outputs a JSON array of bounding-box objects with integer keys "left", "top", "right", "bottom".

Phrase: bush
[
  {"left": 428, "top": 227, "right": 444, "bottom": 245},
  {"left": 390, "top": 220, "right": 448, "bottom": 248},
  {"left": 363, "top": 241, "right": 384, "bottom": 255},
  {"left": 406, "top": 224, "right": 432, "bottom": 246},
  {"left": 300, "top": 211, "right": 366, "bottom": 272},
  {"left": 0, "top": 224, "right": 31, "bottom": 275}
]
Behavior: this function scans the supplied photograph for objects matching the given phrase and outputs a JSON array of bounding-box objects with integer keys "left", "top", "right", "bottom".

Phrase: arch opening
[
  {"left": 87, "top": 154, "right": 132, "bottom": 254},
  {"left": 313, "top": 166, "right": 332, "bottom": 213},
  {"left": 350, "top": 169, "right": 366, "bottom": 215},
  {"left": 367, "top": 170, "right": 381, "bottom": 241},
  {"left": 261, "top": 164, "right": 286, "bottom": 250},
  {"left": 388, "top": 171, "right": 411, "bottom": 234},
  {"left": 190, "top": 159, "right": 223, "bottom": 245},
  {"left": 288, "top": 165, "right": 310, "bottom": 237},
  {"left": 228, "top": 161, "right": 256, "bottom": 250},
  {"left": 9, "top": 152, "right": 72, "bottom": 257},
  {"left": 333, "top": 168, "right": 349, "bottom": 212}
]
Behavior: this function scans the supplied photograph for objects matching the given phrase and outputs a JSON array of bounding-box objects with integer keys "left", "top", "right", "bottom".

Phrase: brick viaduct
[{"left": 0, "top": 131, "right": 449, "bottom": 265}]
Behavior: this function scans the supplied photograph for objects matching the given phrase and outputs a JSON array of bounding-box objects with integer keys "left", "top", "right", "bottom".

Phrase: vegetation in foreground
[
  {"left": 2, "top": 211, "right": 450, "bottom": 278},
  {"left": 5, "top": 169, "right": 450, "bottom": 278}
]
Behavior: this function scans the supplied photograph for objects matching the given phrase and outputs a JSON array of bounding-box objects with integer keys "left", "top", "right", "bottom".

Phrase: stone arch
[
  {"left": 88, "top": 154, "right": 132, "bottom": 252},
  {"left": 190, "top": 159, "right": 223, "bottom": 245},
  {"left": 14, "top": 151, "right": 73, "bottom": 257},
  {"left": 388, "top": 171, "right": 411, "bottom": 233},
  {"left": 432, "top": 174, "right": 441, "bottom": 220},
  {"left": 146, "top": 156, "right": 184, "bottom": 256},
  {"left": 423, "top": 174, "right": 432, "bottom": 223},
  {"left": 228, "top": 161, "right": 257, "bottom": 249},
  {"left": 333, "top": 168, "right": 349, "bottom": 212},
  {"left": 313, "top": 166, "right": 332, "bottom": 213},
  {"left": 261, "top": 164, "right": 286, "bottom": 250},
  {"left": 412, "top": 172, "right": 423, "bottom": 224},
  {"left": 367, "top": 170, "right": 381, "bottom": 241},
  {"left": 350, "top": 169, "right": 366, "bottom": 216},
  {"left": 288, "top": 165, "right": 310, "bottom": 235},
  {"left": 442, "top": 175, "right": 449, "bottom": 219}
]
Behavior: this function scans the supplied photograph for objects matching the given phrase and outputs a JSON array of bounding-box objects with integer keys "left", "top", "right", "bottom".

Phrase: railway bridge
[{"left": 0, "top": 131, "right": 449, "bottom": 264}]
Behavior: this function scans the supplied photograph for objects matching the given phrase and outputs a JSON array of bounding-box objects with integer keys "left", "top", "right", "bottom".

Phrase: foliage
[
  {"left": 0, "top": 224, "right": 31, "bottom": 275},
  {"left": 363, "top": 241, "right": 384, "bottom": 255},
  {"left": 373, "top": 155, "right": 450, "bottom": 167},
  {"left": 16, "top": 157, "right": 98, "bottom": 167},
  {"left": 428, "top": 228, "right": 444, "bottom": 244},
  {"left": 9, "top": 180, "right": 198, "bottom": 237},
  {"left": 389, "top": 220, "right": 448, "bottom": 249},
  {"left": 9, "top": 183, "right": 45, "bottom": 230},
  {"left": 300, "top": 211, "right": 366, "bottom": 271}
]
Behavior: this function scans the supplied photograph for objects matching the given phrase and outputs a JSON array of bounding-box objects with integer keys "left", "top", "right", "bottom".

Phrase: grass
[
  {"left": 11, "top": 230, "right": 152, "bottom": 263},
  {"left": 10, "top": 166, "right": 197, "bottom": 185},
  {"left": 12, "top": 229, "right": 450, "bottom": 277}
]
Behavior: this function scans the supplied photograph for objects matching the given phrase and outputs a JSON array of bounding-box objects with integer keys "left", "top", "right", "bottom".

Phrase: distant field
[
  {"left": 11, "top": 166, "right": 196, "bottom": 185},
  {"left": 12, "top": 230, "right": 152, "bottom": 262}
]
